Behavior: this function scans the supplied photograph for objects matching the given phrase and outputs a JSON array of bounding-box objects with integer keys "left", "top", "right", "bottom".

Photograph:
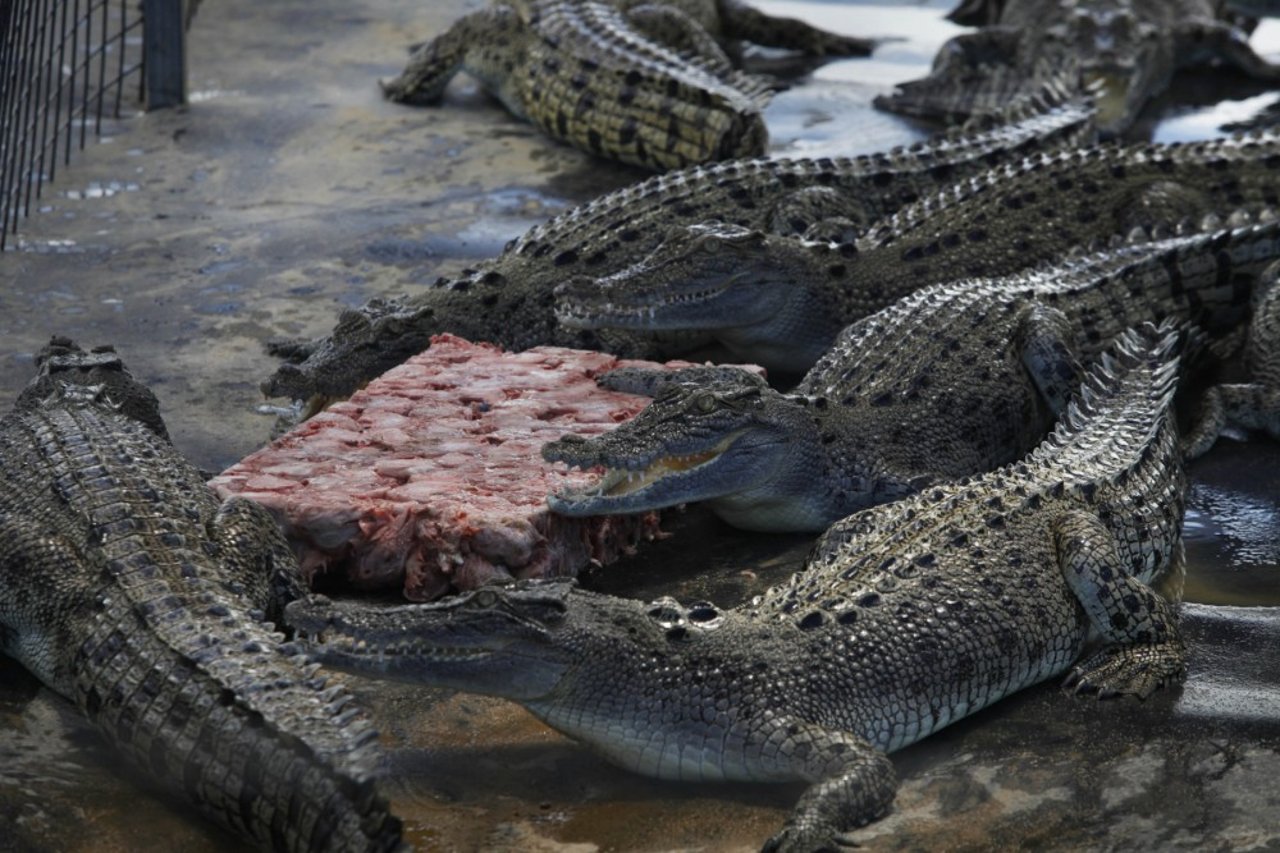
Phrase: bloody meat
[{"left": 213, "top": 334, "right": 753, "bottom": 600}]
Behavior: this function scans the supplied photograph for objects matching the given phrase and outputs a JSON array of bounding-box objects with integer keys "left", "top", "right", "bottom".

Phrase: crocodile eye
[
  {"left": 471, "top": 589, "right": 499, "bottom": 608},
  {"left": 694, "top": 234, "right": 723, "bottom": 254},
  {"left": 693, "top": 393, "right": 718, "bottom": 414}
]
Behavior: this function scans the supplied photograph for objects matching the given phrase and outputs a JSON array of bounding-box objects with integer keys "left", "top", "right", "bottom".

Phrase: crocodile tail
[
  {"left": 74, "top": 580, "right": 404, "bottom": 851},
  {"left": 1031, "top": 319, "right": 1182, "bottom": 478}
]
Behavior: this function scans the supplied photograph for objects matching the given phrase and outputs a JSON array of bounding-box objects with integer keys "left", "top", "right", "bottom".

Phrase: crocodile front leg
[
  {"left": 716, "top": 0, "right": 879, "bottom": 56},
  {"left": 265, "top": 336, "right": 318, "bottom": 364},
  {"left": 382, "top": 5, "right": 524, "bottom": 107},
  {"left": 1184, "top": 261, "right": 1280, "bottom": 457},
  {"left": 1055, "top": 511, "right": 1187, "bottom": 700},
  {"left": 758, "top": 718, "right": 897, "bottom": 852},
  {"left": 1175, "top": 18, "right": 1280, "bottom": 81}
]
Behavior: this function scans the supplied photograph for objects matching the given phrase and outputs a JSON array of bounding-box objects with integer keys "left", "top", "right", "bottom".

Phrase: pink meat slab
[{"left": 213, "top": 334, "right": 757, "bottom": 600}]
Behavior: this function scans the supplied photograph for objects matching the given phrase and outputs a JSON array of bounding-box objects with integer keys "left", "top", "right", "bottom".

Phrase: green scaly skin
[
  {"left": 543, "top": 221, "right": 1280, "bottom": 531},
  {"left": 879, "top": 0, "right": 1280, "bottom": 138},
  {"left": 263, "top": 81, "right": 1097, "bottom": 408},
  {"left": 0, "top": 339, "right": 403, "bottom": 853},
  {"left": 556, "top": 131, "right": 1280, "bottom": 373},
  {"left": 287, "top": 322, "right": 1189, "bottom": 851}
]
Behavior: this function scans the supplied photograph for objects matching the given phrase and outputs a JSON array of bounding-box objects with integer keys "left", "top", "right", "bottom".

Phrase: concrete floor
[{"left": 1, "top": 1, "right": 1279, "bottom": 850}]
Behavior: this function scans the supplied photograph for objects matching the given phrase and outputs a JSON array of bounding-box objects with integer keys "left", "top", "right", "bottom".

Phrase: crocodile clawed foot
[
  {"left": 763, "top": 825, "right": 863, "bottom": 852},
  {"left": 266, "top": 336, "right": 318, "bottom": 363},
  {"left": 1064, "top": 644, "right": 1186, "bottom": 701}
]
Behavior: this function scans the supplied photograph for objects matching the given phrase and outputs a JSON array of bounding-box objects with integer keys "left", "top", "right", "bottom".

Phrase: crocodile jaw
[
  {"left": 287, "top": 598, "right": 573, "bottom": 700},
  {"left": 548, "top": 431, "right": 748, "bottom": 516},
  {"left": 556, "top": 273, "right": 756, "bottom": 331}
]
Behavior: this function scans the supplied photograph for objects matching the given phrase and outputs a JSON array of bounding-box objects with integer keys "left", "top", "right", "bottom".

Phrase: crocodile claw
[{"left": 1063, "top": 644, "right": 1186, "bottom": 700}]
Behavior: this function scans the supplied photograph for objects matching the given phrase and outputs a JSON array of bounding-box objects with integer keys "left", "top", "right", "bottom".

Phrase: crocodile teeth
[
  {"left": 1227, "top": 209, "right": 1253, "bottom": 228},
  {"left": 603, "top": 449, "right": 721, "bottom": 496}
]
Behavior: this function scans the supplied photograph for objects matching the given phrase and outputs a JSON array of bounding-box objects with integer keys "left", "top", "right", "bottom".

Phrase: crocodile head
[
  {"left": 17, "top": 337, "right": 170, "bottom": 441},
  {"left": 1038, "top": 5, "right": 1170, "bottom": 136},
  {"left": 262, "top": 298, "right": 431, "bottom": 405},
  {"left": 554, "top": 223, "right": 841, "bottom": 370},
  {"left": 286, "top": 583, "right": 579, "bottom": 699},
  {"left": 285, "top": 581, "right": 759, "bottom": 734},
  {"left": 542, "top": 374, "right": 832, "bottom": 531}
]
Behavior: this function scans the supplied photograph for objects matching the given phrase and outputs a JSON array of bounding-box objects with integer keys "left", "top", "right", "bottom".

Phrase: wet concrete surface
[{"left": 1, "top": 0, "right": 1279, "bottom": 850}]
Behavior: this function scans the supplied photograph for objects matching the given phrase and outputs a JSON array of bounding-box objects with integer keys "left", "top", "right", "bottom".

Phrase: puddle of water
[{"left": 1184, "top": 440, "right": 1280, "bottom": 606}]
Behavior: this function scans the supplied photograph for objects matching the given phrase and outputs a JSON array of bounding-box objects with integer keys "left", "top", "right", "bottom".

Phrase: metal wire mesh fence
[{"left": 0, "top": 0, "right": 190, "bottom": 250}]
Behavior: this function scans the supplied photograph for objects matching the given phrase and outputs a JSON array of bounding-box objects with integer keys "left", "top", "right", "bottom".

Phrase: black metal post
[{"left": 143, "top": 0, "right": 185, "bottom": 109}]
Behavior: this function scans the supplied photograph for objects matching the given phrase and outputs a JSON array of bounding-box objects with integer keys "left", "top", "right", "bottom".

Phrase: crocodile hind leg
[
  {"left": 623, "top": 4, "right": 738, "bottom": 73},
  {"left": 1054, "top": 511, "right": 1187, "bottom": 700},
  {"left": 382, "top": 6, "right": 525, "bottom": 107},
  {"left": 716, "top": 0, "right": 880, "bottom": 56},
  {"left": 755, "top": 718, "right": 897, "bottom": 852},
  {"left": 209, "top": 496, "right": 309, "bottom": 622},
  {"left": 1183, "top": 262, "right": 1280, "bottom": 458}
]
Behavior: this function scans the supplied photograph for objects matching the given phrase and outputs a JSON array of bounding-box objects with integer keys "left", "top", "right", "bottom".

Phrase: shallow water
[{"left": 1, "top": 0, "right": 1279, "bottom": 850}]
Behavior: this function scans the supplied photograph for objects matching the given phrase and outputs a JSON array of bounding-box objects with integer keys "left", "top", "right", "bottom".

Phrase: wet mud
[{"left": 1, "top": 0, "right": 1279, "bottom": 850}]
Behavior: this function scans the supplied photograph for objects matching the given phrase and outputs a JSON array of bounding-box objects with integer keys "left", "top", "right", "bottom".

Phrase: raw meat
[{"left": 213, "top": 334, "right": 746, "bottom": 600}]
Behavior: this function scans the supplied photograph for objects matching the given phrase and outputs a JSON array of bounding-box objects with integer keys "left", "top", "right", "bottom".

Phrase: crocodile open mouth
[
  {"left": 1082, "top": 71, "right": 1131, "bottom": 131},
  {"left": 600, "top": 447, "right": 722, "bottom": 496},
  {"left": 569, "top": 430, "right": 745, "bottom": 500}
]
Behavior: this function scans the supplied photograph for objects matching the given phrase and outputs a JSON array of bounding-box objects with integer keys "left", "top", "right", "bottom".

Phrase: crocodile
[
  {"left": 0, "top": 338, "right": 403, "bottom": 852},
  {"left": 263, "top": 81, "right": 1097, "bottom": 409},
  {"left": 382, "top": 0, "right": 879, "bottom": 170},
  {"left": 877, "top": 0, "right": 1280, "bottom": 138},
  {"left": 555, "top": 131, "right": 1280, "bottom": 373},
  {"left": 543, "top": 220, "right": 1280, "bottom": 531},
  {"left": 286, "top": 321, "right": 1188, "bottom": 851}
]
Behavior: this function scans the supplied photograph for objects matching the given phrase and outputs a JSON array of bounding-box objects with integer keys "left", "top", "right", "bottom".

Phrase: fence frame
[{"left": 1, "top": 0, "right": 190, "bottom": 250}]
